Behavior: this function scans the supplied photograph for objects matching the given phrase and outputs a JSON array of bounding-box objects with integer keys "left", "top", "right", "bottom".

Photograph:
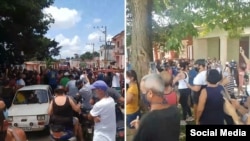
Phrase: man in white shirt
[
  {"left": 112, "top": 72, "right": 121, "bottom": 93},
  {"left": 80, "top": 71, "right": 86, "bottom": 80},
  {"left": 16, "top": 73, "right": 25, "bottom": 89},
  {"left": 186, "top": 59, "right": 207, "bottom": 121},
  {"left": 89, "top": 80, "right": 116, "bottom": 141}
]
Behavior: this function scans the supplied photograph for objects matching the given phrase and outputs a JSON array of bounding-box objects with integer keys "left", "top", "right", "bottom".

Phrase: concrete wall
[
  {"left": 227, "top": 38, "right": 239, "bottom": 62},
  {"left": 193, "top": 38, "right": 208, "bottom": 59},
  {"left": 193, "top": 27, "right": 250, "bottom": 65},
  {"left": 207, "top": 37, "right": 220, "bottom": 59}
]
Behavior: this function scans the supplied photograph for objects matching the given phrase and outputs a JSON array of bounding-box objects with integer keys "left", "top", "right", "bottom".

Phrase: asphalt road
[{"left": 26, "top": 130, "right": 50, "bottom": 141}]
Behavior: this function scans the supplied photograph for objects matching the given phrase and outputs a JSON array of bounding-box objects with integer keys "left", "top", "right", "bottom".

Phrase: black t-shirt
[{"left": 133, "top": 106, "right": 180, "bottom": 141}]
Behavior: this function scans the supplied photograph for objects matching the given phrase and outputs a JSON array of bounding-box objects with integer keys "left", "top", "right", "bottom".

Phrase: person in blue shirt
[
  {"left": 188, "top": 65, "right": 198, "bottom": 85},
  {"left": 127, "top": 62, "right": 132, "bottom": 71},
  {"left": 47, "top": 68, "right": 58, "bottom": 92},
  {"left": 188, "top": 61, "right": 198, "bottom": 107}
]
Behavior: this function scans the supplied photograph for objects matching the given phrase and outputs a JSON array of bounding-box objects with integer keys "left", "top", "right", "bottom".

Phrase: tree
[
  {"left": 126, "top": 2, "right": 132, "bottom": 47},
  {"left": 74, "top": 53, "right": 79, "bottom": 59},
  {"left": 154, "top": 0, "right": 250, "bottom": 51},
  {"left": 93, "top": 51, "right": 100, "bottom": 57},
  {"left": 45, "top": 57, "right": 52, "bottom": 69},
  {"left": 127, "top": 0, "right": 250, "bottom": 76},
  {"left": 0, "top": 0, "right": 60, "bottom": 65},
  {"left": 80, "top": 51, "right": 99, "bottom": 61},
  {"left": 80, "top": 52, "right": 93, "bottom": 61},
  {"left": 34, "top": 37, "right": 61, "bottom": 60},
  {"left": 128, "top": 0, "right": 153, "bottom": 81}
]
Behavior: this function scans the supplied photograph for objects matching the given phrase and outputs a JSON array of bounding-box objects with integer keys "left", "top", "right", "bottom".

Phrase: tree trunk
[{"left": 130, "top": 0, "right": 153, "bottom": 81}]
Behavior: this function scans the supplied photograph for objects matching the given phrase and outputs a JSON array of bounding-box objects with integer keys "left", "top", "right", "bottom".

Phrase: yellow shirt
[
  {"left": 126, "top": 83, "right": 139, "bottom": 114},
  {"left": 16, "top": 93, "right": 25, "bottom": 103}
]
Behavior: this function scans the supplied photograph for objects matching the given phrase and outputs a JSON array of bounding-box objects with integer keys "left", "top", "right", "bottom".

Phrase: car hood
[{"left": 8, "top": 103, "right": 49, "bottom": 116}]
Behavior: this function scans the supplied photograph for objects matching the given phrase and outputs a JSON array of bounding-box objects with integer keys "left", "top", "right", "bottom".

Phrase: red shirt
[{"left": 164, "top": 90, "right": 178, "bottom": 106}]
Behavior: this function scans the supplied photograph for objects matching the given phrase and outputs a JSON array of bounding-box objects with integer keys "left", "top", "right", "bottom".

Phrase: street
[
  {"left": 25, "top": 130, "right": 94, "bottom": 141},
  {"left": 26, "top": 130, "right": 50, "bottom": 141}
]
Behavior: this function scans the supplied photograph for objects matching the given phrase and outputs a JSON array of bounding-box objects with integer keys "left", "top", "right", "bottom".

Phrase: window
[
  {"left": 13, "top": 90, "right": 49, "bottom": 104},
  {"left": 117, "top": 41, "right": 120, "bottom": 48}
]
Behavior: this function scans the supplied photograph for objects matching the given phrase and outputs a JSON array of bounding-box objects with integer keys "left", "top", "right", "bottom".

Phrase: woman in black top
[{"left": 48, "top": 85, "right": 83, "bottom": 141}]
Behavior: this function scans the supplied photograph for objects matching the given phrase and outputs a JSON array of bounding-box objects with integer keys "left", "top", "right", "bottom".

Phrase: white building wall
[
  {"left": 192, "top": 27, "right": 250, "bottom": 65},
  {"left": 207, "top": 37, "right": 220, "bottom": 59},
  {"left": 193, "top": 38, "right": 208, "bottom": 59},
  {"left": 219, "top": 36, "right": 228, "bottom": 65},
  {"left": 106, "top": 49, "right": 115, "bottom": 61},
  {"left": 227, "top": 38, "right": 239, "bottom": 61}
]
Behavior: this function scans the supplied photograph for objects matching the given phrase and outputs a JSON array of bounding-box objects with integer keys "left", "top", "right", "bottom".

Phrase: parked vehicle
[{"left": 7, "top": 85, "right": 53, "bottom": 132}]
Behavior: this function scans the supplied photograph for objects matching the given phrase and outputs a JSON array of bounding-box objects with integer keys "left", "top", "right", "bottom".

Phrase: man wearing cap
[{"left": 88, "top": 80, "right": 116, "bottom": 141}]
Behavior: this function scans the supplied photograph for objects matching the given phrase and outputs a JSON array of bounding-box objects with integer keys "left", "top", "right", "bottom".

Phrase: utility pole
[
  {"left": 86, "top": 43, "right": 95, "bottom": 53},
  {"left": 94, "top": 26, "right": 107, "bottom": 68},
  {"left": 104, "top": 26, "right": 107, "bottom": 68}
]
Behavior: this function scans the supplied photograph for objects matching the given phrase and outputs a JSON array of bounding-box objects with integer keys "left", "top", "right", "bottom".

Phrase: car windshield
[{"left": 13, "top": 89, "right": 48, "bottom": 104}]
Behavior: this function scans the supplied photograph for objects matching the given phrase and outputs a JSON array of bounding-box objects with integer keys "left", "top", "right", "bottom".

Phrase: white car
[{"left": 7, "top": 85, "right": 53, "bottom": 132}]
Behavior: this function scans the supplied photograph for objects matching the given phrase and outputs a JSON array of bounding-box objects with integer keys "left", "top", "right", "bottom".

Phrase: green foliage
[
  {"left": 80, "top": 52, "right": 93, "bottom": 61},
  {"left": 34, "top": 37, "right": 61, "bottom": 60},
  {"left": 0, "top": 0, "right": 59, "bottom": 65},
  {"left": 92, "top": 51, "right": 100, "bottom": 57},
  {"left": 127, "top": 0, "right": 250, "bottom": 52},
  {"left": 161, "top": 0, "right": 250, "bottom": 39},
  {"left": 80, "top": 51, "right": 99, "bottom": 61},
  {"left": 45, "top": 57, "right": 52, "bottom": 69}
]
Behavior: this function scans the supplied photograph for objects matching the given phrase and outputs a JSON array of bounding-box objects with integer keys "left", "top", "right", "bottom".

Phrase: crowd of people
[
  {"left": 126, "top": 49, "right": 250, "bottom": 141},
  {"left": 0, "top": 65, "right": 125, "bottom": 141},
  {"left": 1, "top": 53, "right": 250, "bottom": 141}
]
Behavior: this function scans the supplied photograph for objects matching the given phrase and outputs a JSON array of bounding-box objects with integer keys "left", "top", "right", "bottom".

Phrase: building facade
[
  {"left": 112, "top": 30, "right": 125, "bottom": 69},
  {"left": 192, "top": 27, "right": 250, "bottom": 65},
  {"left": 99, "top": 44, "right": 115, "bottom": 68}
]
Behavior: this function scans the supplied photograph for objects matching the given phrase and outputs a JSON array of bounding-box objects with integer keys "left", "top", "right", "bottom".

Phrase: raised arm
[{"left": 240, "top": 48, "right": 250, "bottom": 64}]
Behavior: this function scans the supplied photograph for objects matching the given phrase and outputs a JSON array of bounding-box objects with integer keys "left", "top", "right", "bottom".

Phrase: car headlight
[
  {"left": 37, "top": 115, "right": 45, "bottom": 121},
  {"left": 7, "top": 116, "right": 13, "bottom": 122}
]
